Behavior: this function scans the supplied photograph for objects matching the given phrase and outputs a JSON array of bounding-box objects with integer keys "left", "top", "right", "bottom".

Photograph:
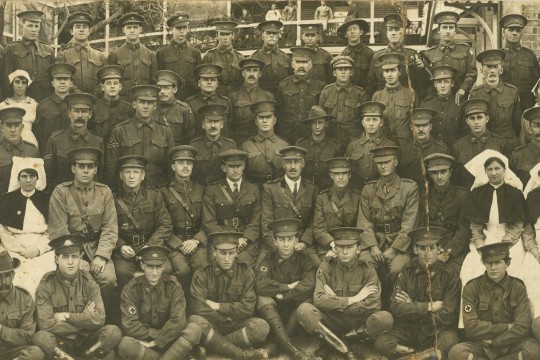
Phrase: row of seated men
[{"left": 2, "top": 136, "right": 540, "bottom": 359}]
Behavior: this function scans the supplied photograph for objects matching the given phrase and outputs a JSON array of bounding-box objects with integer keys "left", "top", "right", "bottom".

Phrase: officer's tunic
[
  {"left": 190, "top": 136, "right": 237, "bottom": 186},
  {"left": 296, "top": 135, "right": 344, "bottom": 190}
]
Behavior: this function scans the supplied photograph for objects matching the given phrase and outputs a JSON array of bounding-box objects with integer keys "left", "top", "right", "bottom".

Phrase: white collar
[
  {"left": 285, "top": 176, "right": 301, "bottom": 193},
  {"left": 226, "top": 178, "right": 242, "bottom": 191},
  {"left": 21, "top": 188, "right": 36, "bottom": 198}
]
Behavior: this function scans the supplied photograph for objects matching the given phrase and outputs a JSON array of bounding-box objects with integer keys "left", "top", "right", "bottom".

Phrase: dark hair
[
  {"left": 18, "top": 168, "right": 38, "bottom": 180},
  {"left": 483, "top": 156, "right": 505, "bottom": 170}
]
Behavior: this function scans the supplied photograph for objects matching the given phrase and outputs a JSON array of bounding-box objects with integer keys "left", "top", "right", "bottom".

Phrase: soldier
[
  {"left": 500, "top": 14, "right": 540, "bottom": 111},
  {"left": 118, "top": 246, "right": 203, "bottom": 360},
  {"left": 319, "top": 55, "right": 369, "bottom": 144},
  {"left": 399, "top": 108, "right": 450, "bottom": 187},
  {"left": 155, "top": 70, "right": 196, "bottom": 146},
  {"left": 229, "top": 57, "right": 274, "bottom": 145},
  {"left": 57, "top": 11, "right": 107, "bottom": 95},
  {"left": 108, "top": 12, "right": 158, "bottom": 99},
  {"left": 112, "top": 155, "right": 173, "bottom": 289},
  {"left": 470, "top": 49, "right": 522, "bottom": 152},
  {"left": 511, "top": 107, "right": 540, "bottom": 185},
  {"left": 241, "top": 100, "right": 288, "bottom": 186},
  {"left": 48, "top": 147, "right": 118, "bottom": 313},
  {"left": 452, "top": 98, "right": 507, "bottom": 187},
  {"left": 0, "top": 107, "right": 39, "bottom": 193},
  {"left": 423, "top": 153, "right": 470, "bottom": 270},
  {"left": 188, "top": 232, "right": 270, "bottom": 359},
  {"left": 160, "top": 146, "right": 208, "bottom": 284},
  {"left": 186, "top": 63, "right": 233, "bottom": 138},
  {"left": 296, "top": 105, "right": 344, "bottom": 190},
  {"left": 261, "top": 146, "right": 319, "bottom": 265},
  {"left": 251, "top": 20, "right": 292, "bottom": 97},
  {"left": 337, "top": 16, "right": 374, "bottom": 90},
  {"left": 90, "top": 65, "right": 132, "bottom": 141},
  {"left": 3, "top": 10, "right": 54, "bottom": 102},
  {"left": 313, "top": 157, "right": 361, "bottom": 260},
  {"left": 449, "top": 242, "right": 540, "bottom": 360},
  {"left": 423, "top": 11, "right": 477, "bottom": 104},
  {"left": 374, "top": 226, "right": 460, "bottom": 359},
  {"left": 0, "top": 250, "right": 44, "bottom": 360},
  {"left": 33, "top": 235, "right": 121, "bottom": 360},
  {"left": 420, "top": 65, "right": 463, "bottom": 146},
  {"left": 202, "top": 20, "right": 244, "bottom": 96},
  {"left": 256, "top": 218, "right": 316, "bottom": 360},
  {"left": 190, "top": 104, "right": 237, "bottom": 186},
  {"left": 297, "top": 227, "right": 393, "bottom": 360},
  {"left": 44, "top": 93, "right": 103, "bottom": 190},
  {"left": 356, "top": 145, "right": 419, "bottom": 305},
  {"left": 202, "top": 149, "right": 261, "bottom": 267},
  {"left": 106, "top": 85, "right": 174, "bottom": 188},
  {"left": 276, "top": 47, "right": 326, "bottom": 145},
  {"left": 299, "top": 24, "right": 333, "bottom": 84},
  {"left": 366, "top": 13, "right": 428, "bottom": 99},
  {"left": 314, "top": 0, "right": 333, "bottom": 20},
  {"left": 345, "top": 101, "right": 396, "bottom": 186},
  {"left": 156, "top": 11, "right": 201, "bottom": 100},
  {"left": 34, "top": 63, "right": 75, "bottom": 153},
  {"left": 372, "top": 52, "right": 417, "bottom": 147}
]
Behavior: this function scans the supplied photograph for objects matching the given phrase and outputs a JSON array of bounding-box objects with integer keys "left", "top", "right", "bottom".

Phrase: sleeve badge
[
  {"left": 260, "top": 266, "right": 268, "bottom": 272},
  {"left": 128, "top": 306, "right": 137, "bottom": 315},
  {"left": 464, "top": 304, "right": 472, "bottom": 313}
]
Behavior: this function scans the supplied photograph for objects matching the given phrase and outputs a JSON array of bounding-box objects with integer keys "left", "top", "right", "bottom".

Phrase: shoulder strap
[
  {"left": 167, "top": 186, "right": 197, "bottom": 226},
  {"left": 250, "top": 140, "right": 279, "bottom": 173},
  {"left": 68, "top": 186, "right": 95, "bottom": 234},
  {"left": 219, "top": 183, "right": 236, "bottom": 206},
  {"left": 279, "top": 185, "right": 302, "bottom": 220},
  {"left": 115, "top": 197, "right": 143, "bottom": 233},
  {"left": 327, "top": 191, "right": 345, "bottom": 226}
]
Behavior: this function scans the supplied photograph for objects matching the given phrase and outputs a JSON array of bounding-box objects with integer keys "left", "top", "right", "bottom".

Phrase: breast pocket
[
  {"left": 51, "top": 295, "right": 69, "bottom": 312},
  {"left": 122, "top": 137, "right": 142, "bottom": 152},
  {"left": 517, "top": 59, "right": 534, "bottom": 79},
  {"left": 150, "top": 138, "right": 168, "bottom": 158},
  {"left": 451, "top": 52, "right": 467, "bottom": 73}
]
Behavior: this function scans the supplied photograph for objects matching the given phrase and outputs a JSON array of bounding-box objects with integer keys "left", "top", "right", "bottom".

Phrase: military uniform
[
  {"left": 90, "top": 97, "right": 132, "bottom": 141},
  {"left": 511, "top": 106, "right": 540, "bottom": 185},
  {"left": 340, "top": 42, "right": 374, "bottom": 90},
  {"left": 190, "top": 136, "right": 237, "bottom": 185},
  {"left": 202, "top": 177, "right": 261, "bottom": 267},
  {"left": 375, "top": 257, "right": 460, "bottom": 358},
  {"left": 43, "top": 129, "right": 104, "bottom": 190},
  {"left": 34, "top": 95, "right": 70, "bottom": 153},
  {"left": 57, "top": 42, "right": 107, "bottom": 95},
  {"left": 420, "top": 94, "right": 463, "bottom": 146},
  {"left": 229, "top": 84, "right": 274, "bottom": 145},
  {"left": 319, "top": 81, "right": 369, "bottom": 144},
  {"left": 157, "top": 100, "right": 195, "bottom": 146},
  {"left": 241, "top": 133, "right": 287, "bottom": 185},
  {"left": 106, "top": 115, "right": 175, "bottom": 188},
  {"left": 187, "top": 93, "right": 233, "bottom": 138},
  {"left": 113, "top": 185, "right": 172, "bottom": 288},
  {"left": 373, "top": 83, "right": 416, "bottom": 145},
  {"left": 0, "top": 138, "right": 39, "bottom": 194},
  {"left": 399, "top": 137, "right": 450, "bottom": 186},
  {"left": 296, "top": 135, "right": 344, "bottom": 190},
  {"left": 202, "top": 35, "right": 244, "bottom": 95},
  {"left": 118, "top": 246, "right": 202, "bottom": 360},
  {"left": 251, "top": 46, "right": 291, "bottom": 98}
]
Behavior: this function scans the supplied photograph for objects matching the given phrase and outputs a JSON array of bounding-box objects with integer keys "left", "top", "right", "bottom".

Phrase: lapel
[
  {"left": 296, "top": 180, "right": 306, "bottom": 202},
  {"left": 338, "top": 189, "right": 351, "bottom": 207}
]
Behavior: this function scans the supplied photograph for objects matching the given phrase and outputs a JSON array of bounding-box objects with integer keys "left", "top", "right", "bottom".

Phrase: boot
[
  {"left": 84, "top": 340, "right": 108, "bottom": 359},
  {"left": 53, "top": 347, "right": 76, "bottom": 360},
  {"left": 187, "top": 345, "right": 206, "bottom": 360},
  {"left": 202, "top": 328, "right": 243, "bottom": 358},
  {"left": 313, "top": 321, "right": 349, "bottom": 354},
  {"left": 285, "top": 309, "right": 299, "bottom": 335},
  {"left": 259, "top": 304, "right": 311, "bottom": 360},
  {"left": 241, "top": 348, "right": 270, "bottom": 360},
  {"left": 344, "top": 325, "right": 371, "bottom": 343},
  {"left": 346, "top": 351, "right": 365, "bottom": 360},
  {"left": 160, "top": 337, "right": 193, "bottom": 360}
]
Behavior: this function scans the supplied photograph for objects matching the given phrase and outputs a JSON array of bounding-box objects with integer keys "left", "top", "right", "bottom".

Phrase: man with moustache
[
  {"left": 374, "top": 227, "right": 460, "bottom": 359},
  {"left": 338, "top": 16, "right": 374, "bottom": 89},
  {"left": 511, "top": 107, "right": 540, "bottom": 185},
  {"left": 420, "top": 65, "right": 463, "bottom": 147},
  {"left": 299, "top": 24, "right": 333, "bottom": 84},
  {"left": 108, "top": 12, "right": 158, "bottom": 99},
  {"left": 90, "top": 65, "right": 132, "bottom": 141},
  {"left": 0, "top": 250, "right": 45, "bottom": 360},
  {"left": 112, "top": 155, "right": 173, "bottom": 290},
  {"left": 277, "top": 47, "right": 326, "bottom": 145},
  {"left": 448, "top": 242, "right": 540, "bottom": 360},
  {"left": 33, "top": 235, "right": 121, "bottom": 360},
  {"left": 155, "top": 70, "right": 196, "bottom": 146},
  {"left": 190, "top": 104, "right": 237, "bottom": 186},
  {"left": 202, "top": 20, "right": 244, "bottom": 96},
  {"left": 0, "top": 107, "right": 39, "bottom": 194},
  {"left": 296, "top": 106, "right": 344, "bottom": 190},
  {"left": 44, "top": 93, "right": 103, "bottom": 190},
  {"left": 313, "top": 157, "right": 361, "bottom": 260},
  {"left": 261, "top": 146, "right": 319, "bottom": 266},
  {"left": 229, "top": 57, "right": 274, "bottom": 145},
  {"left": 345, "top": 101, "right": 396, "bottom": 186},
  {"left": 34, "top": 63, "right": 75, "bottom": 152},
  {"left": 3, "top": 10, "right": 54, "bottom": 101},
  {"left": 469, "top": 49, "right": 522, "bottom": 152},
  {"left": 106, "top": 85, "right": 174, "bottom": 188},
  {"left": 156, "top": 12, "right": 201, "bottom": 100},
  {"left": 202, "top": 149, "right": 261, "bottom": 267},
  {"left": 188, "top": 232, "right": 270, "bottom": 359},
  {"left": 159, "top": 146, "right": 208, "bottom": 285}
]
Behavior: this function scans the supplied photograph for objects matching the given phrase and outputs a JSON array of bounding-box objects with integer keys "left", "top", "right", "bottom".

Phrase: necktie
[
  {"left": 293, "top": 182, "right": 298, "bottom": 198},
  {"left": 233, "top": 183, "right": 239, "bottom": 196}
]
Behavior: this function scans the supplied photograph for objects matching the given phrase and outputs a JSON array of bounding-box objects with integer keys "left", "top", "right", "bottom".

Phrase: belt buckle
[
  {"left": 232, "top": 217, "right": 239, "bottom": 228},
  {"left": 133, "top": 235, "right": 140, "bottom": 246},
  {"left": 185, "top": 227, "right": 192, "bottom": 237},
  {"left": 384, "top": 224, "right": 390, "bottom": 234}
]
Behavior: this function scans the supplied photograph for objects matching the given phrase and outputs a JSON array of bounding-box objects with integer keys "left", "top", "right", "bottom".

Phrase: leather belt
[
  {"left": 173, "top": 226, "right": 198, "bottom": 237},
  {"left": 374, "top": 223, "right": 401, "bottom": 234},
  {"left": 221, "top": 218, "right": 246, "bottom": 228}
]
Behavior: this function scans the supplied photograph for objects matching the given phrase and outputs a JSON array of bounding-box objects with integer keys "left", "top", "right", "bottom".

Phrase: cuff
[{"left": 148, "top": 328, "right": 159, "bottom": 339}]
